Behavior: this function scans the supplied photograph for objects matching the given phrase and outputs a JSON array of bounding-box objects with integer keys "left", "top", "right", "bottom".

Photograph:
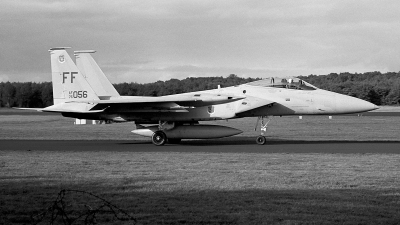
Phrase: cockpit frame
[{"left": 246, "top": 77, "right": 317, "bottom": 90}]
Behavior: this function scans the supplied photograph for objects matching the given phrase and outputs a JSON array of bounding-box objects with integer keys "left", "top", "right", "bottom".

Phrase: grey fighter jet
[{"left": 20, "top": 48, "right": 378, "bottom": 145}]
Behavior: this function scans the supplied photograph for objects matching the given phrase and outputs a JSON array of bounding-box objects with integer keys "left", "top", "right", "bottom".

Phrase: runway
[{"left": 2, "top": 139, "right": 400, "bottom": 153}]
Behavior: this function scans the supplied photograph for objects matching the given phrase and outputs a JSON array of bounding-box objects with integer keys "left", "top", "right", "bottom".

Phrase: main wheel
[
  {"left": 168, "top": 138, "right": 181, "bottom": 144},
  {"left": 152, "top": 131, "right": 167, "bottom": 146},
  {"left": 256, "top": 136, "right": 266, "bottom": 145}
]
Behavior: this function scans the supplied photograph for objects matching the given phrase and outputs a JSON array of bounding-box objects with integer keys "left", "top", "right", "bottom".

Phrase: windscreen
[{"left": 246, "top": 78, "right": 317, "bottom": 90}]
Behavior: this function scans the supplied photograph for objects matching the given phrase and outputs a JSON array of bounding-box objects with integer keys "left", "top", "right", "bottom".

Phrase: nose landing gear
[{"left": 254, "top": 116, "right": 271, "bottom": 145}]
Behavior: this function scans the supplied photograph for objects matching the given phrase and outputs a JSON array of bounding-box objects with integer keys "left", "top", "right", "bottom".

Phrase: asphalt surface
[{"left": 1, "top": 139, "right": 400, "bottom": 153}]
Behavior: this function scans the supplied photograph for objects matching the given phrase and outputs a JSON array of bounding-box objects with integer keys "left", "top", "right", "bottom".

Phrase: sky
[{"left": 1, "top": 0, "right": 400, "bottom": 84}]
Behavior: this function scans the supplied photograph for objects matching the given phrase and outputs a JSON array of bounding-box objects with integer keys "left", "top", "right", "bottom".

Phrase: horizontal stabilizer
[
  {"left": 41, "top": 102, "right": 106, "bottom": 113},
  {"left": 13, "top": 107, "right": 44, "bottom": 112}
]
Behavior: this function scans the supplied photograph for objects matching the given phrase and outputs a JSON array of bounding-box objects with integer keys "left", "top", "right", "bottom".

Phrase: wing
[
  {"left": 37, "top": 93, "right": 244, "bottom": 113},
  {"left": 93, "top": 93, "right": 243, "bottom": 107}
]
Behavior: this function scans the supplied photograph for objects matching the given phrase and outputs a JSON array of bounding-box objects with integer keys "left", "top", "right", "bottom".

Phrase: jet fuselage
[{"left": 63, "top": 80, "right": 377, "bottom": 123}]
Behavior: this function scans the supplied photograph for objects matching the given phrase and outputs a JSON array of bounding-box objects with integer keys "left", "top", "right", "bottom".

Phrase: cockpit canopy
[{"left": 246, "top": 77, "right": 317, "bottom": 90}]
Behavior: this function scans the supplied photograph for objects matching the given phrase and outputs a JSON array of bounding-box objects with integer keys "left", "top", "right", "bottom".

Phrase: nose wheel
[{"left": 256, "top": 135, "right": 267, "bottom": 145}]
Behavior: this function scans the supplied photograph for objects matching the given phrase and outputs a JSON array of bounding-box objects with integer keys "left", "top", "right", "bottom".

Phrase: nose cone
[{"left": 335, "top": 94, "right": 379, "bottom": 114}]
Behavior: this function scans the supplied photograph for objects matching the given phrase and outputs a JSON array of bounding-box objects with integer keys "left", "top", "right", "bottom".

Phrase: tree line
[
  {"left": 1, "top": 72, "right": 399, "bottom": 108},
  {"left": 299, "top": 71, "right": 400, "bottom": 105}
]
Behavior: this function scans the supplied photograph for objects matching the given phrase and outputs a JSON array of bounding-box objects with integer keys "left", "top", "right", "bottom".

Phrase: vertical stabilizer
[
  {"left": 75, "top": 51, "right": 120, "bottom": 98},
  {"left": 49, "top": 48, "right": 99, "bottom": 104}
]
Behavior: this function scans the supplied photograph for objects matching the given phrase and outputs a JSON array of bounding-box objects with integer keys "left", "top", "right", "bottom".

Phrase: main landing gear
[
  {"left": 151, "top": 121, "right": 182, "bottom": 146},
  {"left": 254, "top": 116, "right": 271, "bottom": 145},
  {"left": 151, "top": 121, "right": 172, "bottom": 146},
  {"left": 151, "top": 130, "right": 167, "bottom": 146}
]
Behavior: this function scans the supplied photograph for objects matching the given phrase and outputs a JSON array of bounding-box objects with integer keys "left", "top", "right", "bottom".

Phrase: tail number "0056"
[{"left": 69, "top": 91, "right": 88, "bottom": 98}]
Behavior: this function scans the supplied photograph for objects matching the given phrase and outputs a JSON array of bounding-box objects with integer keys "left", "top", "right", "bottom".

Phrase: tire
[
  {"left": 152, "top": 131, "right": 167, "bottom": 146},
  {"left": 256, "top": 136, "right": 266, "bottom": 145},
  {"left": 168, "top": 138, "right": 181, "bottom": 144}
]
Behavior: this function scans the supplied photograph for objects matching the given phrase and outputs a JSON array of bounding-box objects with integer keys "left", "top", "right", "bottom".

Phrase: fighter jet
[{"left": 20, "top": 47, "right": 378, "bottom": 145}]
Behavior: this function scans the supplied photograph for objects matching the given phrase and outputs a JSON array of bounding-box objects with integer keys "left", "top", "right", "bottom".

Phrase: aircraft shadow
[{"left": 179, "top": 137, "right": 400, "bottom": 146}]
